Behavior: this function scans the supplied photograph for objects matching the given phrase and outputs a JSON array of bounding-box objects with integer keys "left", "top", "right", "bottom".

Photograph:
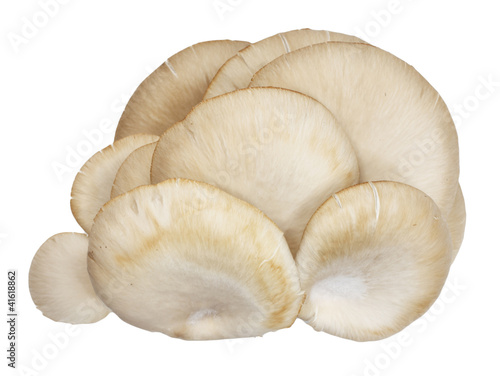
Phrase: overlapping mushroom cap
[
  {"left": 88, "top": 179, "right": 302, "bottom": 340},
  {"left": 29, "top": 29, "right": 465, "bottom": 342},
  {"left": 295, "top": 181, "right": 452, "bottom": 341},
  {"left": 250, "top": 41, "right": 459, "bottom": 217},
  {"left": 204, "top": 29, "right": 363, "bottom": 100},
  {"left": 151, "top": 87, "right": 359, "bottom": 255},
  {"left": 115, "top": 40, "right": 249, "bottom": 140},
  {"left": 111, "top": 142, "right": 157, "bottom": 199},
  {"left": 29, "top": 233, "right": 110, "bottom": 324},
  {"left": 71, "top": 134, "right": 159, "bottom": 233}
]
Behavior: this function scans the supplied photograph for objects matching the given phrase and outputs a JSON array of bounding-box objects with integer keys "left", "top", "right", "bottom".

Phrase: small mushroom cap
[
  {"left": 71, "top": 134, "right": 159, "bottom": 233},
  {"left": 151, "top": 87, "right": 359, "bottom": 255},
  {"left": 111, "top": 142, "right": 157, "bottom": 199},
  {"left": 296, "top": 181, "right": 453, "bottom": 341},
  {"left": 115, "top": 40, "right": 249, "bottom": 141},
  {"left": 447, "top": 184, "right": 466, "bottom": 262},
  {"left": 204, "top": 29, "right": 363, "bottom": 99},
  {"left": 251, "top": 42, "right": 459, "bottom": 217},
  {"left": 29, "top": 233, "right": 110, "bottom": 324},
  {"left": 87, "top": 179, "right": 303, "bottom": 340}
]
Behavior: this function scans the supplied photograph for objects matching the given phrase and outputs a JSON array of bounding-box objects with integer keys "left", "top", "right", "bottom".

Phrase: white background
[{"left": 1, "top": 0, "right": 499, "bottom": 375}]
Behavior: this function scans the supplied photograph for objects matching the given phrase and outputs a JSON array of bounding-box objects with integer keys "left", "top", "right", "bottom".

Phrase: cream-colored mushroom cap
[
  {"left": 250, "top": 42, "right": 459, "bottom": 217},
  {"left": 111, "top": 142, "right": 157, "bottom": 199},
  {"left": 71, "top": 134, "right": 159, "bottom": 233},
  {"left": 87, "top": 179, "right": 303, "bottom": 340},
  {"left": 204, "top": 29, "right": 363, "bottom": 100},
  {"left": 29, "top": 233, "right": 110, "bottom": 324},
  {"left": 115, "top": 40, "right": 249, "bottom": 141},
  {"left": 296, "top": 181, "right": 453, "bottom": 341},
  {"left": 447, "top": 184, "right": 466, "bottom": 262},
  {"left": 151, "top": 88, "right": 359, "bottom": 255}
]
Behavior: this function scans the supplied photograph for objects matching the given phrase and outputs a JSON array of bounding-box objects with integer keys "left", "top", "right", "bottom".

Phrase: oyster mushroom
[
  {"left": 295, "top": 181, "right": 453, "bottom": 341},
  {"left": 204, "top": 29, "right": 363, "bottom": 99},
  {"left": 29, "top": 233, "right": 110, "bottom": 324},
  {"left": 111, "top": 142, "right": 157, "bottom": 199},
  {"left": 87, "top": 179, "right": 303, "bottom": 340},
  {"left": 115, "top": 40, "right": 249, "bottom": 140},
  {"left": 250, "top": 42, "right": 459, "bottom": 217},
  {"left": 151, "top": 87, "right": 359, "bottom": 255},
  {"left": 71, "top": 134, "right": 158, "bottom": 233}
]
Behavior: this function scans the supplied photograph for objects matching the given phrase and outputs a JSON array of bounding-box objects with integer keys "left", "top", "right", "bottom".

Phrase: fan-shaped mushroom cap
[
  {"left": 204, "top": 29, "right": 363, "bottom": 100},
  {"left": 296, "top": 181, "right": 453, "bottom": 341},
  {"left": 447, "top": 184, "right": 466, "bottom": 262},
  {"left": 29, "top": 233, "right": 110, "bottom": 324},
  {"left": 87, "top": 179, "right": 303, "bottom": 340},
  {"left": 151, "top": 88, "right": 359, "bottom": 255},
  {"left": 115, "top": 40, "right": 249, "bottom": 140},
  {"left": 250, "top": 42, "right": 459, "bottom": 217},
  {"left": 71, "top": 134, "right": 159, "bottom": 233},
  {"left": 111, "top": 142, "right": 157, "bottom": 199}
]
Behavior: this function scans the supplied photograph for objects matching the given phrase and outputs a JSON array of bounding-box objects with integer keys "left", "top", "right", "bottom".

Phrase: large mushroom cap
[
  {"left": 204, "top": 29, "right": 363, "bottom": 100},
  {"left": 29, "top": 233, "right": 110, "bottom": 324},
  {"left": 296, "top": 181, "right": 453, "bottom": 341},
  {"left": 87, "top": 179, "right": 303, "bottom": 340},
  {"left": 115, "top": 40, "right": 249, "bottom": 141},
  {"left": 71, "top": 134, "right": 158, "bottom": 233},
  {"left": 151, "top": 87, "right": 359, "bottom": 255},
  {"left": 111, "top": 141, "right": 157, "bottom": 199},
  {"left": 250, "top": 42, "right": 459, "bottom": 217}
]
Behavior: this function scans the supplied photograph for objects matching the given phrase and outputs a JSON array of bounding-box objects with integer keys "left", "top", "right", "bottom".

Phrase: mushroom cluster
[{"left": 29, "top": 29, "right": 465, "bottom": 342}]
